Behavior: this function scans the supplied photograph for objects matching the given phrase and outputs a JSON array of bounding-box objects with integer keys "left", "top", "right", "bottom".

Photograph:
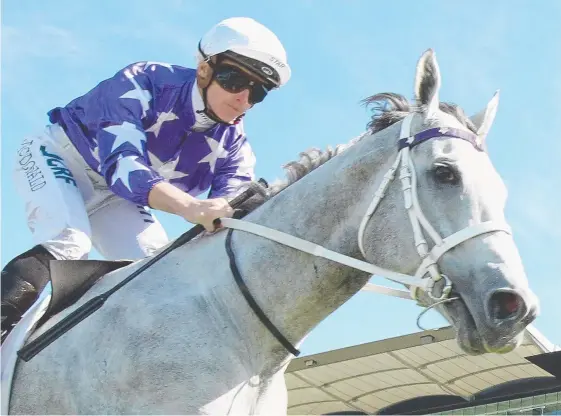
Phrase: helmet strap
[{"left": 198, "top": 82, "right": 228, "bottom": 124}]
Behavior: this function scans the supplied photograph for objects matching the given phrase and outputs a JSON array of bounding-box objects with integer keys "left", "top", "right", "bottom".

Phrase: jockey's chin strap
[{"left": 221, "top": 113, "right": 512, "bottom": 356}]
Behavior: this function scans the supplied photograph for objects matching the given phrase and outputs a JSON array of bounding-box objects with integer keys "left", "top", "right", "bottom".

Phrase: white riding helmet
[{"left": 198, "top": 17, "right": 291, "bottom": 88}]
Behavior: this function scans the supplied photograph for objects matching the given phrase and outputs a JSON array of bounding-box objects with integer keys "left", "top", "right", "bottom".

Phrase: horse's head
[{"left": 360, "top": 49, "right": 539, "bottom": 355}]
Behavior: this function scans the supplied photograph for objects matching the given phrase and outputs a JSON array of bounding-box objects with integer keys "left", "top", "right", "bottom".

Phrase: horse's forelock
[
  {"left": 362, "top": 92, "right": 477, "bottom": 134},
  {"left": 362, "top": 92, "right": 412, "bottom": 132}
]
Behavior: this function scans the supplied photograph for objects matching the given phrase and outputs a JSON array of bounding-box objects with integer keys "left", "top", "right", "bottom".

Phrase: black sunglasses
[{"left": 213, "top": 64, "right": 271, "bottom": 104}]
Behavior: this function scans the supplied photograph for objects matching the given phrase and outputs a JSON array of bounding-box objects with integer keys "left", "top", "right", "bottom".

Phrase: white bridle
[{"left": 221, "top": 113, "right": 512, "bottom": 305}]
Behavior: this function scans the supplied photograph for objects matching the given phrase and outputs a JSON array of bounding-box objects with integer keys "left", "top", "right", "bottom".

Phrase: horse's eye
[{"left": 433, "top": 164, "right": 459, "bottom": 185}]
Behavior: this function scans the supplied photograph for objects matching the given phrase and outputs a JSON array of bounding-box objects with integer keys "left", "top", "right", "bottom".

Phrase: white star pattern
[
  {"left": 234, "top": 142, "right": 256, "bottom": 178},
  {"left": 235, "top": 163, "right": 254, "bottom": 178},
  {"left": 121, "top": 69, "right": 152, "bottom": 119},
  {"left": 146, "top": 111, "right": 179, "bottom": 137},
  {"left": 438, "top": 127, "right": 450, "bottom": 134},
  {"left": 148, "top": 151, "right": 189, "bottom": 180},
  {"left": 91, "top": 146, "right": 102, "bottom": 172},
  {"left": 92, "top": 145, "right": 100, "bottom": 162},
  {"left": 111, "top": 155, "right": 151, "bottom": 192},
  {"left": 104, "top": 122, "right": 147, "bottom": 153},
  {"left": 197, "top": 136, "right": 229, "bottom": 173},
  {"left": 144, "top": 61, "right": 174, "bottom": 73},
  {"left": 129, "top": 62, "right": 146, "bottom": 77}
]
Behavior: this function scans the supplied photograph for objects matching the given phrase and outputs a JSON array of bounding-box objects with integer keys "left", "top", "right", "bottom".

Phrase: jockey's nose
[{"left": 235, "top": 88, "right": 251, "bottom": 106}]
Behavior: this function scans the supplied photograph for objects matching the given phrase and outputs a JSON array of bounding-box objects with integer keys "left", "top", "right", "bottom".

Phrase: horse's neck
[{"left": 228, "top": 125, "right": 400, "bottom": 364}]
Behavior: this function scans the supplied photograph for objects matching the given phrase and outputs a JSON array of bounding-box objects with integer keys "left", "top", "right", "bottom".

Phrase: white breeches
[{"left": 13, "top": 124, "right": 169, "bottom": 261}]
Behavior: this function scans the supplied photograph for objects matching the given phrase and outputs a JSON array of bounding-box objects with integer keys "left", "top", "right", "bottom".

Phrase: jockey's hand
[{"left": 185, "top": 198, "right": 234, "bottom": 232}]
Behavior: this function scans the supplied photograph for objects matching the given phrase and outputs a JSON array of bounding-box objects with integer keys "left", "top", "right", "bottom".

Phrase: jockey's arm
[
  {"left": 148, "top": 133, "right": 255, "bottom": 231},
  {"left": 148, "top": 182, "right": 233, "bottom": 231},
  {"left": 150, "top": 132, "right": 257, "bottom": 229},
  {"left": 75, "top": 62, "right": 232, "bottom": 231}
]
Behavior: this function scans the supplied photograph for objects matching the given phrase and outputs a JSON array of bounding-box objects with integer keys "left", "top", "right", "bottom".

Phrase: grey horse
[{"left": 7, "top": 49, "right": 539, "bottom": 414}]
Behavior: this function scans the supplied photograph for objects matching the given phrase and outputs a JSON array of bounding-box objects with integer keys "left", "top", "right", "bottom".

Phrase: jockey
[{"left": 1, "top": 17, "right": 291, "bottom": 334}]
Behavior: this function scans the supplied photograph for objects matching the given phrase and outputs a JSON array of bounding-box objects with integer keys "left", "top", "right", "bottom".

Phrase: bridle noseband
[{"left": 222, "top": 113, "right": 512, "bottom": 356}]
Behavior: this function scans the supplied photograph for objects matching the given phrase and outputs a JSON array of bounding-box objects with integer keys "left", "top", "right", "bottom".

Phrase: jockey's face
[{"left": 205, "top": 59, "right": 269, "bottom": 122}]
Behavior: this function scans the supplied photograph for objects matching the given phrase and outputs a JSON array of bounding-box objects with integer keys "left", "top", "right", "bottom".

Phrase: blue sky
[{"left": 2, "top": 0, "right": 560, "bottom": 355}]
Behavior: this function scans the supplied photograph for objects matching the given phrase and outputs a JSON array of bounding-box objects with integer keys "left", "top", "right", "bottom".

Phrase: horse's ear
[
  {"left": 469, "top": 90, "right": 500, "bottom": 144},
  {"left": 414, "top": 49, "right": 442, "bottom": 117}
]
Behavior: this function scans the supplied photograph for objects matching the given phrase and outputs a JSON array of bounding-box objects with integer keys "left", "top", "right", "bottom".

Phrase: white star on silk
[
  {"left": 197, "top": 136, "right": 228, "bottom": 173},
  {"left": 121, "top": 69, "right": 152, "bottom": 119},
  {"left": 148, "top": 151, "right": 189, "bottom": 180},
  {"left": 234, "top": 143, "right": 256, "bottom": 178},
  {"left": 146, "top": 111, "right": 179, "bottom": 137},
  {"left": 104, "top": 122, "right": 147, "bottom": 153},
  {"left": 111, "top": 155, "right": 151, "bottom": 192},
  {"left": 91, "top": 146, "right": 102, "bottom": 172},
  {"left": 144, "top": 61, "right": 174, "bottom": 73},
  {"left": 235, "top": 163, "right": 254, "bottom": 178},
  {"left": 129, "top": 63, "right": 146, "bottom": 77},
  {"left": 92, "top": 146, "right": 100, "bottom": 161}
]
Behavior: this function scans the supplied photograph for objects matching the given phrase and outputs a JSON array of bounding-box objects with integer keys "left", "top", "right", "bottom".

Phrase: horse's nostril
[{"left": 489, "top": 291, "right": 524, "bottom": 321}]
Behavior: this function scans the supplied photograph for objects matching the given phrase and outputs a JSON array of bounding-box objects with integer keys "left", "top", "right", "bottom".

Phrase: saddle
[
  {"left": 39, "top": 259, "right": 133, "bottom": 325},
  {"left": 0, "top": 259, "right": 132, "bottom": 342}
]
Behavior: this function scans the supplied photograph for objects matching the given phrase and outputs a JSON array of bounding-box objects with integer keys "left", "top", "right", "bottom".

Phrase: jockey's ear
[{"left": 197, "top": 60, "right": 213, "bottom": 89}]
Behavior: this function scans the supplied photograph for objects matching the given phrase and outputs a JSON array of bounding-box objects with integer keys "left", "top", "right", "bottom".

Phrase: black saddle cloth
[{"left": 45, "top": 259, "right": 132, "bottom": 318}]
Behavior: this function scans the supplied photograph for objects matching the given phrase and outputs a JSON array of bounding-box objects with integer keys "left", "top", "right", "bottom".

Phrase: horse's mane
[{"left": 238, "top": 93, "right": 476, "bottom": 211}]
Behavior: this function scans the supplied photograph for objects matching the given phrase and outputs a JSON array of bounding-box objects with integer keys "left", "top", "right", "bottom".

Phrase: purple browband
[{"left": 397, "top": 127, "right": 483, "bottom": 152}]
